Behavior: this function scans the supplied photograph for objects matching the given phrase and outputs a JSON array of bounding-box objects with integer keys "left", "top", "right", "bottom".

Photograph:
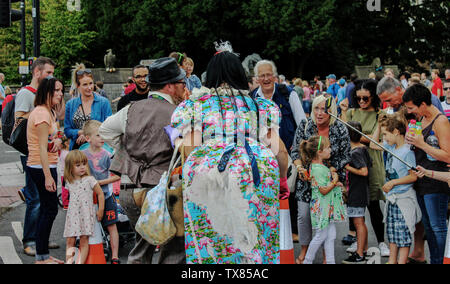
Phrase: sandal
[
  {"left": 407, "top": 257, "right": 427, "bottom": 264},
  {"left": 111, "top": 258, "right": 121, "bottom": 264}
]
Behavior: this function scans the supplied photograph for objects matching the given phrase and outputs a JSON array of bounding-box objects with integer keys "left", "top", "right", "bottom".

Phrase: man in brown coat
[{"left": 99, "top": 57, "right": 187, "bottom": 264}]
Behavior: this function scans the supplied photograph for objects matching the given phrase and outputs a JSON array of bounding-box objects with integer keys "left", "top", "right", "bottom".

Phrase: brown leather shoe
[{"left": 23, "top": 246, "right": 36, "bottom": 256}]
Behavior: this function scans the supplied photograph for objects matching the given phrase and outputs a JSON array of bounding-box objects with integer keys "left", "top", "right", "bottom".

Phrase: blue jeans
[
  {"left": 20, "top": 155, "right": 40, "bottom": 247},
  {"left": 28, "top": 167, "right": 58, "bottom": 261},
  {"left": 302, "top": 100, "right": 311, "bottom": 115},
  {"left": 417, "top": 193, "right": 449, "bottom": 264}
]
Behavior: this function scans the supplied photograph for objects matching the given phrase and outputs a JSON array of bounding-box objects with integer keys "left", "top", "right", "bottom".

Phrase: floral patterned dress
[
  {"left": 63, "top": 176, "right": 98, "bottom": 238},
  {"left": 309, "top": 163, "right": 347, "bottom": 230},
  {"left": 171, "top": 87, "right": 281, "bottom": 264}
]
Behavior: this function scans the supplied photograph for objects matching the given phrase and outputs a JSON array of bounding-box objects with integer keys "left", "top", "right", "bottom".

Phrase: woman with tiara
[{"left": 171, "top": 42, "right": 289, "bottom": 264}]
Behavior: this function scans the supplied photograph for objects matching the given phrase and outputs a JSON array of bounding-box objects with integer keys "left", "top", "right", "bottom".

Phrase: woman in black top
[{"left": 404, "top": 84, "right": 450, "bottom": 264}]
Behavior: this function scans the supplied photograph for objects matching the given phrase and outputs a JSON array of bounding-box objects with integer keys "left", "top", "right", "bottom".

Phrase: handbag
[
  {"left": 167, "top": 145, "right": 185, "bottom": 237},
  {"left": 10, "top": 117, "right": 29, "bottom": 156},
  {"left": 135, "top": 145, "right": 181, "bottom": 245},
  {"left": 287, "top": 155, "right": 297, "bottom": 193}
]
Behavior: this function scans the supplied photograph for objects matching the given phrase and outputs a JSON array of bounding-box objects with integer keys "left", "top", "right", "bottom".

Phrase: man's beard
[{"left": 136, "top": 83, "right": 149, "bottom": 93}]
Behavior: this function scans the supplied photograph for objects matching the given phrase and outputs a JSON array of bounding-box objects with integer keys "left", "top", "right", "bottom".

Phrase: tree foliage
[
  {"left": 0, "top": 0, "right": 97, "bottom": 85},
  {"left": 1, "top": 0, "right": 448, "bottom": 85}
]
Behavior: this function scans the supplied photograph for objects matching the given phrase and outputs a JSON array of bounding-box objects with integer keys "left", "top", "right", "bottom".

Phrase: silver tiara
[{"left": 214, "top": 41, "right": 239, "bottom": 57}]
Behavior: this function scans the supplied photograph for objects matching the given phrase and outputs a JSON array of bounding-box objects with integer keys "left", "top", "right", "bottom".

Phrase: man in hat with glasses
[{"left": 99, "top": 57, "right": 187, "bottom": 264}]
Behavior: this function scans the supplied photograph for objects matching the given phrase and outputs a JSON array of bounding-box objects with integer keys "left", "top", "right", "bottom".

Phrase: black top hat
[{"left": 148, "top": 57, "right": 186, "bottom": 85}]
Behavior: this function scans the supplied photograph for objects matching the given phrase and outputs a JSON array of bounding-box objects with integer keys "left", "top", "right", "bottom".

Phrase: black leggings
[
  {"left": 28, "top": 167, "right": 59, "bottom": 259},
  {"left": 348, "top": 201, "right": 385, "bottom": 243}
]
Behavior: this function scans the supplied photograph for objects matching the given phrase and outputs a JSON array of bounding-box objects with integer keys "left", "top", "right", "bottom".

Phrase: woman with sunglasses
[
  {"left": 340, "top": 79, "right": 390, "bottom": 257},
  {"left": 64, "top": 66, "right": 112, "bottom": 150}
]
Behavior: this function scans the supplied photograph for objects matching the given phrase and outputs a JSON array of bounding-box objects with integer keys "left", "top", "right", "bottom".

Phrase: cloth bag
[
  {"left": 135, "top": 146, "right": 181, "bottom": 245},
  {"left": 167, "top": 146, "right": 185, "bottom": 237}
]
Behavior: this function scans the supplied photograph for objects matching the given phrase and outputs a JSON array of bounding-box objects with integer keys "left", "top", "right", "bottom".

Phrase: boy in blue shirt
[
  {"left": 82, "top": 120, "right": 121, "bottom": 264},
  {"left": 370, "top": 114, "right": 421, "bottom": 264}
]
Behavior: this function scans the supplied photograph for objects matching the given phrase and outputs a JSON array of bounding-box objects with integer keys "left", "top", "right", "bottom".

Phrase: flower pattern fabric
[
  {"left": 171, "top": 87, "right": 281, "bottom": 264},
  {"left": 63, "top": 176, "right": 98, "bottom": 238},
  {"left": 309, "top": 164, "right": 347, "bottom": 230}
]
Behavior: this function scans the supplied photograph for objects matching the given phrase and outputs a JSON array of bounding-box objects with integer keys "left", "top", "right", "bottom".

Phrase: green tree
[{"left": 0, "top": 0, "right": 97, "bottom": 85}]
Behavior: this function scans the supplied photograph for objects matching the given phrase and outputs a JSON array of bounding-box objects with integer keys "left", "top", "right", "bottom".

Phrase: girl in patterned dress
[
  {"left": 171, "top": 42, "right": 289, "bottom": 264},
  {"left": 63, "top": 150, "right": 105, "bottom": 264},
  {"left": 300, "top": 136, "right": 347, "bottom": 264}
]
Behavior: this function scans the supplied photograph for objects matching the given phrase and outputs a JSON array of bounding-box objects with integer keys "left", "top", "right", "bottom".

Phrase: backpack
[{"left": 1, "top": 95, "right": 16, "bottom": 145}]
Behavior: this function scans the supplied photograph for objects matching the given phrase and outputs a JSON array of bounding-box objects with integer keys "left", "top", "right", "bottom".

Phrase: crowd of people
[{"left": 0, "top": 43, "right": 449, "bottom": 265}]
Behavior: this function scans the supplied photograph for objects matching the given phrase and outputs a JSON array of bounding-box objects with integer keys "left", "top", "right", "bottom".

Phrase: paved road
[
  {"left": 0, "top": 139, "right": 21, "bottom": 164},
  {"left": 0, "top": 199, "right": 419, "bottom": 264}
]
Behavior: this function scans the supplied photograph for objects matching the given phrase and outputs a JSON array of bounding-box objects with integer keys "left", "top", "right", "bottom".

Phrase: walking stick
[{"left": 325, "top": 97, "right": 417, "bottom": 171}]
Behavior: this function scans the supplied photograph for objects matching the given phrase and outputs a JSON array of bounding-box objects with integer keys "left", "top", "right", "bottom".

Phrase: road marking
[
  {"left": 5, "top": 151, "right": 19, "bottom": 153},
  {"left": 0, "top": 237, "right": 22, "bottom": 264},
  {"left": 12, "top": 222, "right": 23, "bottom": 242}
]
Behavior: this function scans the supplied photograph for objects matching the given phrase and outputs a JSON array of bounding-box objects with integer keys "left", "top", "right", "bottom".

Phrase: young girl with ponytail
[{"left": 300, "top": 135, "right": 347, "bottom": 264}]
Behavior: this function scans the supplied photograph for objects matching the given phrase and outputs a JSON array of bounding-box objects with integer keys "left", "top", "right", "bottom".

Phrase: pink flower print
[
  {"left": 265, "top": 177, "right": 275, "bottom": 187},
  {"left": 226, "top": 246, "right": 238, "bottom": 254},
  {"left": 267, "top": 218, "right": 278, "bottom": 229},
  {"left": 235, "top": 98, "right": 246, "bottom": 108},
  {"left": 268, "top": 160, "right": 279, "bottom": 168},
  {"left": 199, "top": 94, "right": 212, "bottom": 102},
  {"left": 258, "top": 214, "right": 268, "bottom": 226},
  {"left": 199, "top": 237, "right": 209, "bottom": 249},
  {"left": 252, "top": 253, "right": 263, "bottom": 264}
]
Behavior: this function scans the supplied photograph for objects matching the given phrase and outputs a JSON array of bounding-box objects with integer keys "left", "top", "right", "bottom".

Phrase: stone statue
[
  {"left": 104, "top": 49, "right": 116, "bottom": 73},
  {"left": 242, "top": 53, "right": 262, "bottom": 77}
]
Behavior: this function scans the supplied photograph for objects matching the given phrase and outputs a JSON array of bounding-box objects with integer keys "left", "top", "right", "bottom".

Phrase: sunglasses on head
[{"left": 76, "top": 69, "right": 92, "bottom": 76}]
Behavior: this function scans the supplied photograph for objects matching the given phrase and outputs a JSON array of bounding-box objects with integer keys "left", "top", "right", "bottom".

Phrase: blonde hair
[
  {"left": 64, "top": 150, "right": 91, "bottom": 184},
  {"left": 311, "top": 95, "right": 337, "bottom": 125},
  {"left": 293, "top": 78, "right": 302, "bottom": 86},
  {"left": 184, "top": 57, "right": 194, "bottom": 66},
  {"left": 302, "top": 80, "right": 309, "bottom": 87},
  {"left": 299, "top": 135, "right": 330, "bottom": 167},
  {"left": 82, "top": 120, "right": 102, "bottom": 137}
]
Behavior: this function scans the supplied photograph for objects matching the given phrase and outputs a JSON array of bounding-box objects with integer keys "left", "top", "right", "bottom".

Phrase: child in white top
[{"left": 63, "top": 150, "right": 105, "bottom": 264}]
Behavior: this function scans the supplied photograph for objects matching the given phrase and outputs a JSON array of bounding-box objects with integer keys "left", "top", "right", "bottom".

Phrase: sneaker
[
  {"left": 379, "top": 242, "right": 390, "bottom": 257},
  {"left": 23, "top": 246, "right": 36, "bottom": 256},
  {"left": 342, "top": 234, "right": 357, "bottom": 246},
  {"left": 18, "top": 188, "right": 26, "bottom": 202},
  {"left": 48, "top": 242, "right": 60, "bottom": 249},
  {"left": 342, "top": 252, "right": 366, "bottom": 264},
  {"left": 346, "top": 241, "right": 358, "bottom": 253}
]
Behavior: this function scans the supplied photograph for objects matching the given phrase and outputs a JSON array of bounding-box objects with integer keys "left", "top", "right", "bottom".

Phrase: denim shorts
[
  {"left": 347, "top": 206, "right": 365, "bottom": 218},
  {"left": 102, "top": 195, "right": 118, "bottom": 227},
  {"left": 386, "top": 202, "right": 412, "bottom": 247}
]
